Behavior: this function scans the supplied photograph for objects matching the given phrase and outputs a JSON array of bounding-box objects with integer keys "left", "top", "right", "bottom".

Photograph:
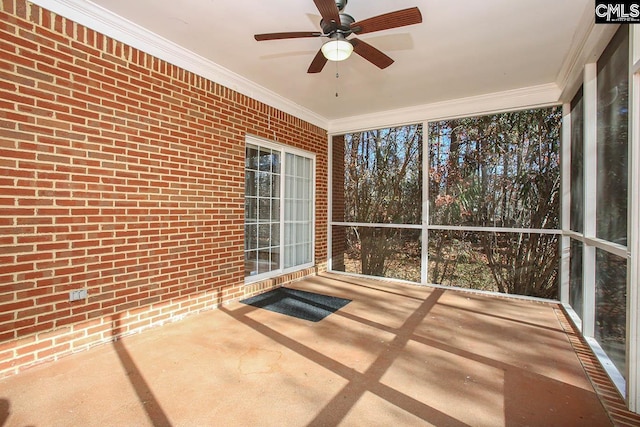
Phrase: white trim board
[{"left": 328, "top": 83, "right": 562, "bottom": 135}]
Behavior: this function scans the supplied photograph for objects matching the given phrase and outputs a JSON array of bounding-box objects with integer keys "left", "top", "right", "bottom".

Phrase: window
[
  {"left": 596, "top": 27, "right": 629, "bottom": 245},
  {"left": 562, "top": 26, "right": 631, "bottom": 398},
  {"left": 570, "top": 88, "right": 584, "bottom": 233},
  {"left": 569, "top": 239, "right": 583, "bottom": 321},
  {"left": 245, "top": 137, "right": 314, "bottom": 280},
  {"left": 329, "top": 109, "right": 563, "bottom": 298},
  {"left": 331, "top": 125, "right": 423, "bottom": 282},
  {"left": 595, "top": 249, "right": 627, "bottom": 379},
  {"left": 592, "top": 25, "right": 629, "bottom": 385},
  {"left": 427, "top": 108, "right": 562, "bottom": 298},
  {"left": 283, "top": 153, "right": 314, "bottom": 269}
]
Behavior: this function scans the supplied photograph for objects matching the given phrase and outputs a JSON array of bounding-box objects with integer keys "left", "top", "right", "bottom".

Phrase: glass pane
[
  {"left": 334, "top": 125, "right": 423, "bottom": 224},
  {"left": 257, "top": 249, "right": 274, "bottom": 274},
  {"left": 297, "top": 176, "right": 305, "bottom": 199},
  {"left": 244, "top": 141, "right": 287, "bottom": 277},
  {"left": 271, "top": 247, "right": 280, "bottom": 269},
  {"left": 245, "top": 170, "right": 257, "bottom": 197},
  {"left": 258, "top": 199, "right": 271, "bottom": 222},
  {"left": 285, "top": 223, "right": 293, "bottom": 246},
  {"left": 245, "top": 250, "right": 258, "bottom": 277},
  {"left": 258, "top": 172, "right": 271, "bottom": 197},
  {"left": 283, "top": 151, "right": 314, "bottom": 270},
  {"left": 271, "top": 151, "right": 281, "bottom": 174},
  {"left": 570, "top": 89, "right": 584, "bottom": 233},
  {"left": 428, "top": 230, "right": 559, "bottom": 298},
  {"left": 596, "top": 27, "right": 628, "bottom": 245},
  {"left": 245, "top": 224, "right": 257, "bottom": 250},
  {"left": 246, "top": 145, "right": 259, "bottom": 170},
  {"left": 271, "top": 174, "right": 280, "bottom": 198},
  {"left": 331, "top": 226, "right": 421, "bottom": 282},
  {"left": 271, "top": 199, "right": 280, "bottom": 221},
  {"left": 569, "top": 240, "right": 583, "bottom": 321},
  {"left": 258, "top": 224, "right": 271, "bottom": 249},
  {"left": 271, "top": 223, "right": 280, "bottom": 246},
  {"left": 259, "top": 148, "right": 273, "bottom": 172},
  {"left": 428, "top": 108, "right": 561, "bottom": 229},
  {"left": 245, "top": 197, "right": 257, "bottom": 222},
  {"left": 595, "top": 249, "right": 627, "bottom": 379}
]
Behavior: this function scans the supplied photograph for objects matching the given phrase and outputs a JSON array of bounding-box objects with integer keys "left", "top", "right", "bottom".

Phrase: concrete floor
[{"left": 0, "top": 273, "right": 613, "bottom": 426}]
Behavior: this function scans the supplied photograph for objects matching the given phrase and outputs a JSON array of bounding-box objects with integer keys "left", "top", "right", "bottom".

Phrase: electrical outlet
[{"left": 69, "top": 289, "right": 88, "bottom": 302}]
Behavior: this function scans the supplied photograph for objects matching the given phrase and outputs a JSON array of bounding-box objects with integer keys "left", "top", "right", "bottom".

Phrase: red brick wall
[{"left": 0, "top": 0, "right": 328, "bottom": 377}]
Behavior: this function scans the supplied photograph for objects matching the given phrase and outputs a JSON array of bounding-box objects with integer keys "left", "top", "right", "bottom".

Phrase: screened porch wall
[{"left": 328, "top": 25, "right": 639, "bottom": 414}]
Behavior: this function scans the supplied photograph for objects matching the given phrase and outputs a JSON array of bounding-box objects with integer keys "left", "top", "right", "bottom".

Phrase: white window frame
[
  {"left": 627, "top": 24, "right": 640, "bottom": 414},
  {"left": 244, "top": 135, "right": 316, "bottom": 284},
  {"left": 561, "top": 26, "right": 635, "bottom": 404}
]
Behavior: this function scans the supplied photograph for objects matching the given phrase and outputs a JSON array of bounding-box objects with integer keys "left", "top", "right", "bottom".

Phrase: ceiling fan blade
[
  {"left": 255, "top": 31, "right": 322, "bottom": 41},
  {"left": 307, "top": 49, "right": 328, "bottom": 73},
  {"left": 350, "top": 38, "right": 394, "bottom": 69},
  {"left": 313, "top": 0, "right": 341, "bottom": 26},
  {"left": 351, "top": 7, "right": 422, "bottom": 35}
]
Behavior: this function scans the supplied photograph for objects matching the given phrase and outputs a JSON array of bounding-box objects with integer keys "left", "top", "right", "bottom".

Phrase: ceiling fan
[{"left": 254, "top": 0, "right": 423, "bottom": 73}]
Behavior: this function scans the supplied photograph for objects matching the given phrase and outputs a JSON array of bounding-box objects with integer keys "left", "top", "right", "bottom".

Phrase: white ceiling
[{"left": 47, "top": 0, "right": 593, "bottom": 128}]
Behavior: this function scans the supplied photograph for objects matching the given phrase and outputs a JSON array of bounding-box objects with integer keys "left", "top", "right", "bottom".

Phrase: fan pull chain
[{"left": 335, "top": 61, "right": 340, "bottom": 97}]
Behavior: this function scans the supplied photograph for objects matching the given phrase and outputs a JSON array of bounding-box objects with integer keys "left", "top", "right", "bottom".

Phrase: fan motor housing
[{"left": 320, "top": 13, "right": 355, "bottom": 34}]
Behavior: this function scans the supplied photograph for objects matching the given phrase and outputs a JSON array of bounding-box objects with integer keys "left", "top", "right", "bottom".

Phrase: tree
[
  {"left": 342, "top": 125, "right": 422, "bottom": 277},
  {"left": 429, "top": 107, "right": 562, "bottom": 298}
]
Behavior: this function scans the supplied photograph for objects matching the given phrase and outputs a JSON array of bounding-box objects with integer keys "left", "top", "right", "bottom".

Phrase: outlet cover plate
[{"left": 69, "top": 289, "right": 88, "bottom": 301}]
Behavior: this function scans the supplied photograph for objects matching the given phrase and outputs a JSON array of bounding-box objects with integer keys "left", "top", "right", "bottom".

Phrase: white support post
[
  {"left": 626, "top": 25, "right": 640, "bottom": 414},
  {"left": 560, "top": 103, "right": 572, "bottom": 304},
  {"left": 582, "top": 63, "right": 598, "bottom": 338},
  {"left": 422, "top": 122, "right": 430, "bottom": 285}
]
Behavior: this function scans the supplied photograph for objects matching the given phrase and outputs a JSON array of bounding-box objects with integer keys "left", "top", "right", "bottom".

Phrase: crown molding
[
  {"left": 327, "top": 83, "right": 562, "bottom": 134},
  {"left": 29, "top": 0, "right": 329, "bottom": 129},
  {"left": 555, "top": 2, "right": 619, "bottom": 102}
]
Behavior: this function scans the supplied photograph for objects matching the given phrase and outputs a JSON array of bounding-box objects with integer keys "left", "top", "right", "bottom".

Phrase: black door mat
[{"left": 240, "top": 287, "right": 351, "bottom": 322}]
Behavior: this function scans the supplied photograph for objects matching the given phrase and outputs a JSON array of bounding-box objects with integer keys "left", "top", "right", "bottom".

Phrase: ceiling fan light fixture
[{"left": 321, "top": 37, "right": 353, "bottom": 61}]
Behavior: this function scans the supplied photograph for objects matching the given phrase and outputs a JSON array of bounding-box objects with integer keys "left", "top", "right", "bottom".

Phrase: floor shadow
[
  {"left": 310, "top": 273, "right": 426, "bottom": 302},
  {"left": 222, "top": 288, "right": 470, "bottom": 426},
  {"left": 0, "top": 399, "right": 9, "bottom": 427},
  {"left": 437, "top": 301, "right": 567, "bottom": 334},
  {"left": 112, "top": 316, "right": 172, "bottom": 427}
]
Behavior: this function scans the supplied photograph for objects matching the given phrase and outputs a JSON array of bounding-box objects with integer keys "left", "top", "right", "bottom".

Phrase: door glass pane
[
  {"left": 246, "top": 146, "right": 259, "bottom": 169},
  {"left": 283, "top": 152, "right": 313, "bottom": 269},
  {"left": 245, "top": 170, "right": 257, "bottom": 198},
  {"left": 245, "top": 143, "right": 280, "bottom": 277}
]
